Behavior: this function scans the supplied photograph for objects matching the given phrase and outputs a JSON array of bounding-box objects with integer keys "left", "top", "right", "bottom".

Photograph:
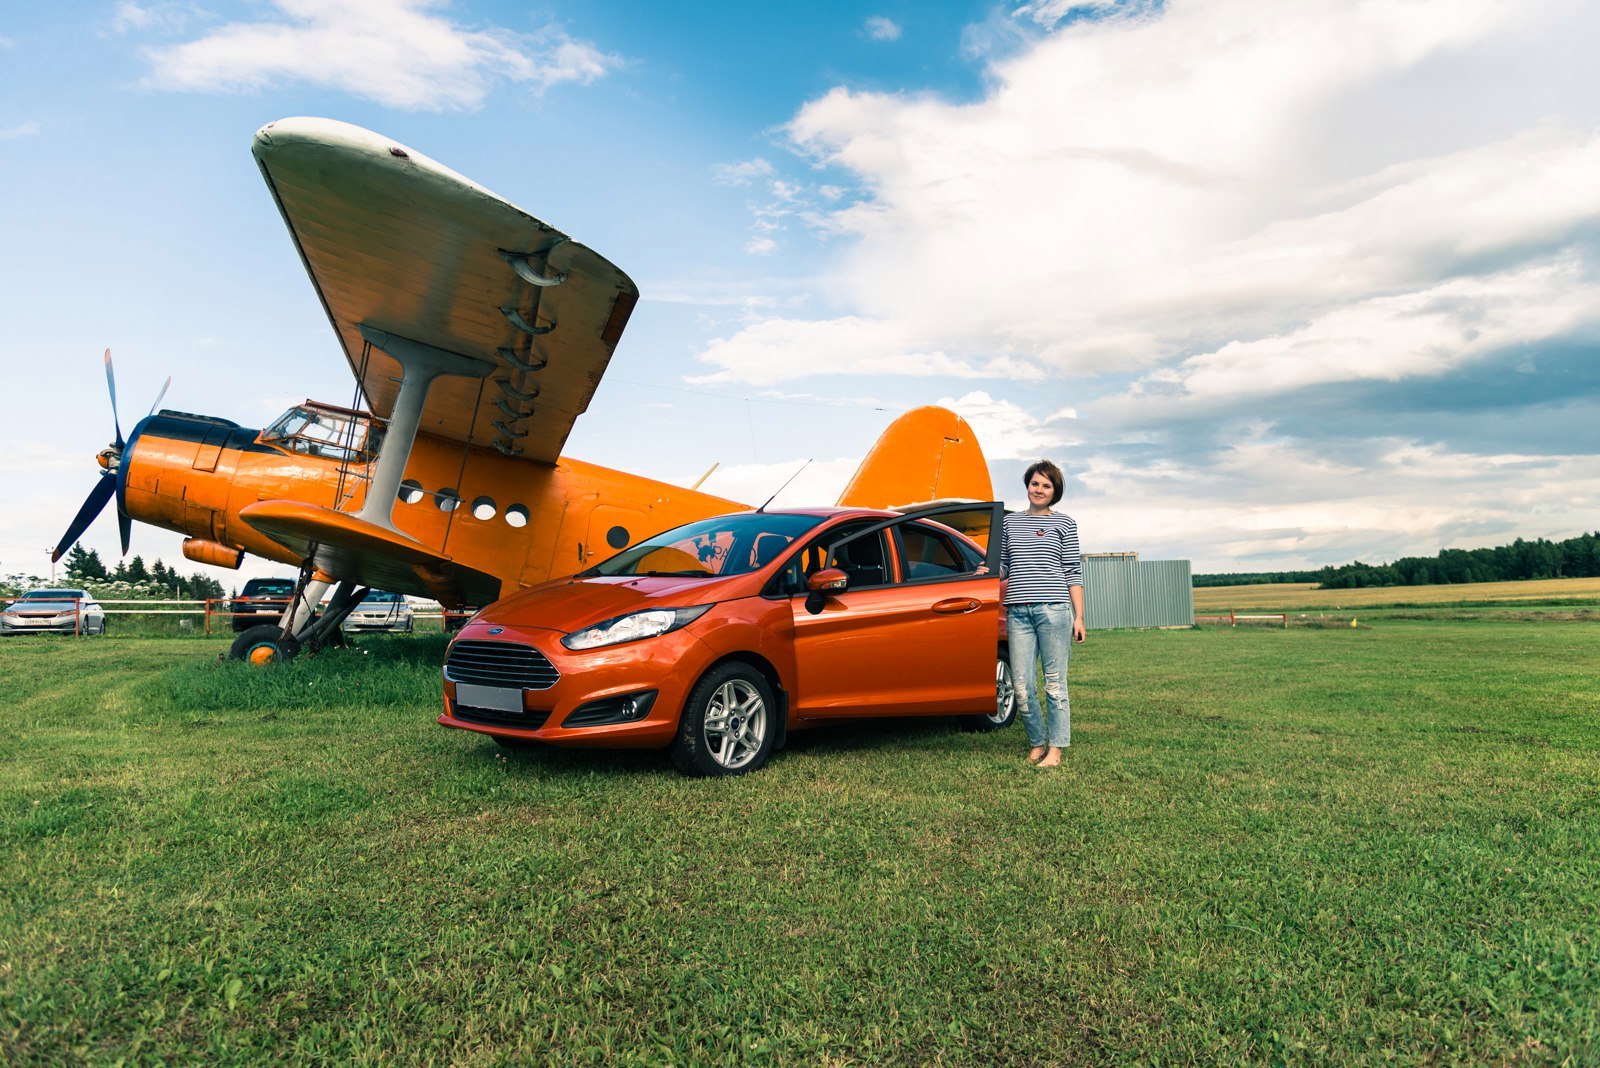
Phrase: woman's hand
[{"left": 1073, "top": 617, "right": 1086, "bottom": 644}]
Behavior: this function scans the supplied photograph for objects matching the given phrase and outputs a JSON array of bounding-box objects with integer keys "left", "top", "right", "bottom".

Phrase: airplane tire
[{"left": 229, "top": 624, "right": 301, "bottom": 665}]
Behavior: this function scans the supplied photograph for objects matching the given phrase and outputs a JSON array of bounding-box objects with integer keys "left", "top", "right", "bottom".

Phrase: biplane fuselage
[{"left": 125, "top": 402, "right": 741, "bottom": 608}]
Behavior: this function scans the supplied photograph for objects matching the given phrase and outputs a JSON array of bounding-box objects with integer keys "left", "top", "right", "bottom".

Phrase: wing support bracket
[
  {"left": 356, "top": 324, "right": 493, "bottom": 532},
  {"left": 499, "top": 247, "right": 568, "bottom": 288},
  {"left": 500, "top": 307, "right": 556, "bottom": 336}
]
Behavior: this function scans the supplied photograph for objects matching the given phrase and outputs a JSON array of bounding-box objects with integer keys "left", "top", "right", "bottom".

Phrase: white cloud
[
  {"left": 139, "top": 0, "right": 619, "bottom": 110},
  {"left": 864, "top": 17, "right": 902, "bottom": 42},
  {"left": 690, "top": 316, "right": 1046, "bottom": 386},
  {"left": 737, "top": 0, "right": 1600, "bottom": 384},
  {"left": 1113, "top": 258, "right": 1600, "bottom": 412},
  {"left": 0, "top": 121, "right": 41, "bottom": 141},
  {"left": 713, "top": 158, "right": 774, "bottom": 186}
]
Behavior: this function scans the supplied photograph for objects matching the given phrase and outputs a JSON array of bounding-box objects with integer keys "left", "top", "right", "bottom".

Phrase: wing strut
[{"left": 354, "top": 324, "right": 493, "bottom": 532}]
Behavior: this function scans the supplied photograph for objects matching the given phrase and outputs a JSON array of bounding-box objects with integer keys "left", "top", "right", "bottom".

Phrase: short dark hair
[{"left": 1023, "top": 460, "right": 1065, "bottom": 506}]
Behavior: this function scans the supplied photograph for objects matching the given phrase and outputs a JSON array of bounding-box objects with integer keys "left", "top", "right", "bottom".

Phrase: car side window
[
  {"left": 895, "top": 521, "right": 985, "bottom": 582},
  {"left": 766, "top": 521, "right": 889, "bottom": 596}
]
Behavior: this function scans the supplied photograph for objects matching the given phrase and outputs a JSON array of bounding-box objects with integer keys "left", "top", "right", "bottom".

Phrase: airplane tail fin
[{"left": 837, "top": 406, "right": 993, "bottom": 509}]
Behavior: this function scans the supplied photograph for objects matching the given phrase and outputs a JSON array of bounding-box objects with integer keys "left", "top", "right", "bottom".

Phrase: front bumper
[{"left": 438, "top": 621, "right": 715, "bottom": 749}]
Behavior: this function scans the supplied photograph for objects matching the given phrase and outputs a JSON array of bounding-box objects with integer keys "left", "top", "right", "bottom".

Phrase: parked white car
[
  {"left": 342, "top": 589, "right": 415, "bottom": 633},
  {"left": 1, "top": 589, "right": 107, "bottom": 635}
]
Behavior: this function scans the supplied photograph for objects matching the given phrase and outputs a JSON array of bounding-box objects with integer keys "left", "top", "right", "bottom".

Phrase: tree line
[
  {"left": 1194, "top": 532, "right": 1600, "bottom": 589},
  {"left": 58, "top": 545, "right": 227, "bottom": 600}
]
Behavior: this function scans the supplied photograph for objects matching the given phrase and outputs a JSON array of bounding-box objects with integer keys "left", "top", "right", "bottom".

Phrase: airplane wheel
[{"left": 229, "top": 624, "right": 300, "bottom": 665}]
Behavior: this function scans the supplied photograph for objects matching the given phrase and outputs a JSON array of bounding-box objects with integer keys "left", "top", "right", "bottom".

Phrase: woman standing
[{"left": 1000, "top": 460, "right": 1085, "bottom": 767}]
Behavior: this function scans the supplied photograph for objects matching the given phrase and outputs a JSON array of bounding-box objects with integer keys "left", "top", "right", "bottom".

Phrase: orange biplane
[{"left": 52, "top": 118, "right": 993, "bottom": 661}]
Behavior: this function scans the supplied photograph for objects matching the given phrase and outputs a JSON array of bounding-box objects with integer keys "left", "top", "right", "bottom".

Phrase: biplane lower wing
[{"left": 239, "top": 501, "right": 501, "bottom": 607}]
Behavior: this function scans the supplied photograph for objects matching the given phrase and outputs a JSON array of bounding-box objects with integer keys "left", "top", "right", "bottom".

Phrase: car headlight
[{"left": 561, "top": 605, "right": 711, "bottom": 650}]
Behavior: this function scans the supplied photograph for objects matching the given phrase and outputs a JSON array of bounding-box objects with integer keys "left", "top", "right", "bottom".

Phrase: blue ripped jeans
[{"left": 1006, "top": 602, "right": 1073, "bottom": 748}]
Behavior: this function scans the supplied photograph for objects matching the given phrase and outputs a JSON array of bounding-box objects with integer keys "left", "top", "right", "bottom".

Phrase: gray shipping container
[{"left": 1082, "top": 553, "right": 1193, "bottom": 630}]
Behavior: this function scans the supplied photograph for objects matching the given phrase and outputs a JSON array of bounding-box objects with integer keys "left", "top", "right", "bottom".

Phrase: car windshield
[
  {"left": 585, "top": 513, "right": 826, "bottom": 578},
  {"left": 22, "top": 590, "right": 85, "bottom": 600},
  {"left": 362, "top": 590, "right": 403, "bottom": 603}
]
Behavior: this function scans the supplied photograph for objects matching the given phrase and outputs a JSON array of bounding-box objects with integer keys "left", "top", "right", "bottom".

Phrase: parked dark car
[{"left": 227, "top": 577, "right": 296, "bottom": 633}]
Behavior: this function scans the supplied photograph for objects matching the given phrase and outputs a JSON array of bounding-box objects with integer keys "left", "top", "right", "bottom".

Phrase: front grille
[
  {"left": 445, "top": 639, "right": 560, "bottom": 690},
  {"left": 453, "top": 706, "right": 552, "bottom": 730}
]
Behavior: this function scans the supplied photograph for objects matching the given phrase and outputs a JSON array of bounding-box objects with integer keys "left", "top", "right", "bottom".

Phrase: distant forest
[{"left": 1193, "top": 532, "right": 1600, "bottom": 589}]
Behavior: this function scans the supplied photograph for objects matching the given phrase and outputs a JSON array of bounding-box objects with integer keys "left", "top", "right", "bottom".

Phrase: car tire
[
  {"left": 670, "top": 662, "right": 778, "bottom": 777},
  {"left": 229, "top": 624, "right": 301, "bottom": 665},
  {"left": 962, "top": 653, "right": 1017, "bottom": 732}
]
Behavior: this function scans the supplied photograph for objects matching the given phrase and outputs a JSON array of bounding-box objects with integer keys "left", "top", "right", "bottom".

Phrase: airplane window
[
  {"left": 606, "top": 525, "right": 630, "bottom": 549},
  {"left": 397, "top": 480, "right": 425, "bottom": 505},
  {"left": 504, "top": 505, "right": 529, "bottom": 528},
  {"left": 436, "top": 488, "right": 461, "bottom": 513},
  {"left": 472, "top": 496, "right": 497, "bottom": 520}
]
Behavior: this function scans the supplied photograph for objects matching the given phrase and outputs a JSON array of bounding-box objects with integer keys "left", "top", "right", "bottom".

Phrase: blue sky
[{"left": 3, "top": 0, "right": 1598, "bottom": 587}]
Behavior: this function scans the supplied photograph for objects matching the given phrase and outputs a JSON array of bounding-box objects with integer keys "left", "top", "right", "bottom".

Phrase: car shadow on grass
[{"left": 467, "top": 715, "right": 979, "bottom": 778}]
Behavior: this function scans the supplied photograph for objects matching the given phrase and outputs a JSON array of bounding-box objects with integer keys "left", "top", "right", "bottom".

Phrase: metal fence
[{"left": 1083, "top": 555, "right": 1193, "bottom": 630}]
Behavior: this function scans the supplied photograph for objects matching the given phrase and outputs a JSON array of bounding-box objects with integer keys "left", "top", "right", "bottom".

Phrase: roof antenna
[{"left": 757, "top": 459, "right": 811, "bottom": 513}]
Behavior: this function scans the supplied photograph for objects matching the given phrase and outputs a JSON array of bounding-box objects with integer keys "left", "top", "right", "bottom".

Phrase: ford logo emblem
[{"left": 487, "top": 627, "right": 504, "bottom": 635}]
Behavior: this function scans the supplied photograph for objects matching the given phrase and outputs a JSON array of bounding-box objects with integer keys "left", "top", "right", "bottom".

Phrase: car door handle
[{"left": 932, "top": 598, "right": 980, "bottom": 614}]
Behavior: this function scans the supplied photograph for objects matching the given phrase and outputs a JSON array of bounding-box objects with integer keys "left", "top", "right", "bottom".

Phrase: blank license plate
[{"left": 455, "top": 684, "right": 524, "bottom": 713}]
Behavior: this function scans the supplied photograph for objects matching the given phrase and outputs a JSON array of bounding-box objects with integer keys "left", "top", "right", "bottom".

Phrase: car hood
[{"left": 482, "top": 573, "right": 752, "bottom": 634}]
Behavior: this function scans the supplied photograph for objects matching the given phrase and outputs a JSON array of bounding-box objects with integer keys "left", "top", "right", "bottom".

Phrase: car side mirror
[{"left": 804, "top": 567, "right": 847, "bottom": 615}]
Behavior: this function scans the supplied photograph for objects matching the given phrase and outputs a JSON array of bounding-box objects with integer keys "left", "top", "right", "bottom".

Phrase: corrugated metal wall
[{"left": 1083, "top": 556, "right": 1193, "bottom": 629}]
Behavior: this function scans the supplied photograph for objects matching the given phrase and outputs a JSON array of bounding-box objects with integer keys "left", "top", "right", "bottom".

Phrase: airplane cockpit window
[{"left": 261, "top": 404, "right": 384, "bottom": 464}]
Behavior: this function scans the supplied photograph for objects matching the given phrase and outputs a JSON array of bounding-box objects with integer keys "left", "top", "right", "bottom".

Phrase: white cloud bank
[
  {"left": 690, "top": 0, "right": 1600, "bottom": 569},
  {"left": 136, "top": 0, "right": 618, "bottom": 110}
]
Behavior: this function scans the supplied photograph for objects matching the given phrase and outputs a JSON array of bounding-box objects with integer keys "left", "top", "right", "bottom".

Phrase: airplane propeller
[{"left": 51, "top": 349, "right": 168, "bottom": 562}]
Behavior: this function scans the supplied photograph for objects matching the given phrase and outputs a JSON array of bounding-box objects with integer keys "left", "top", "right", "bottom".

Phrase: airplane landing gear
[
  {"left": 227, "top": 571, "right": 368, "bottom": 664},
  {"left": 230, "top": 625, "right": 301, "bottom": 664}
]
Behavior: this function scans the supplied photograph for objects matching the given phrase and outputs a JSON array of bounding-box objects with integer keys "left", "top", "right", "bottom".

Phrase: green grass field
[{"left": 3, "top": 621, "right": 1597, "bottom": 1065}]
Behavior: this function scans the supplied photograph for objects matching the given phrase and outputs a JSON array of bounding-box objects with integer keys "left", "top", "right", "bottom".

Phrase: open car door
[{"left": 788, "top": 502, "right": 1004, "bottom": 719}]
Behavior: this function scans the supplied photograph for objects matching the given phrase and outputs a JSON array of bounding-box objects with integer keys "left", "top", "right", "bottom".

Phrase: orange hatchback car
[{"left": 439, "top": 502, "right": 1013, "bottom": 775}]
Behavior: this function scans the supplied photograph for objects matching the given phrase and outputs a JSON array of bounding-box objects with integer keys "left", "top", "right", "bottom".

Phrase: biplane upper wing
[{"left": 251, "top": 117, "right": 638, "bottom": 463}]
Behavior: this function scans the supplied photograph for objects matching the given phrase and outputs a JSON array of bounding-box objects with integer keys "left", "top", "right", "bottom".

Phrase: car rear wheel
[
  {"left": 229, "top": 624, "right": 301, "bottom": 665},
  {"left": 962, "top": 653, "right": 1017, "bottom": 732},
  {"left": 671, "top": 663, "right": 777, "bottom": 776}
]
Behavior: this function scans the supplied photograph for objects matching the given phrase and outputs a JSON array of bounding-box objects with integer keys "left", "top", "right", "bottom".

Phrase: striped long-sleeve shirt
[{"left": 1000, "top": 510, "right": 1082, "bottom": 605}]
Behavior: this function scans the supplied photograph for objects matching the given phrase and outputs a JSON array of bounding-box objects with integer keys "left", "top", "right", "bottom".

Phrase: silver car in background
[
  {"left": 1, "top": 589, "right": 108, "bottom": 635},
  {"left": 342, "top": 589, "right": 415, "bottom": 633}
]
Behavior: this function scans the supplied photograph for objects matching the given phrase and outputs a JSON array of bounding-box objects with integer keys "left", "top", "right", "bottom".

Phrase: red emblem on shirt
[{"left": 1035, "top": 529, "right": 1045, "bottom": 536}]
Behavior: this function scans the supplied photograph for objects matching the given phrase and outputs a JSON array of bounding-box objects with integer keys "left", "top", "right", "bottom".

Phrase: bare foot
[
  {"left": 1028, "top": 746, "right": 1047, "bottom": 764},
  {"left": 1036, "top": 747, "right": 1063, "bottom": 767}
]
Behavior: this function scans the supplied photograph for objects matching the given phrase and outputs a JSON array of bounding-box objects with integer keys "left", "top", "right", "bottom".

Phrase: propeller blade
[
  {"left": 118, "top": 507, "right": 132, "bottom": 557},
  {"left": 52, "top": 474, "right": 116, "bottom": 562},
  {"left": 103, "top": 348, "right": 124, "bottom": 450},
  {"left": 147, "top": 376, "right": 172, "bottom": 418}
]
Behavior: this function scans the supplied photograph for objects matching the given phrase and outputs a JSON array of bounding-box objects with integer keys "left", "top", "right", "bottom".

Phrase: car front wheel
[
  {"left": 962, "top": 653, "right": 1017, "bottom": 732},
  {"left": 671, "top": 663, "right": 777, "bottom": 777}
]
